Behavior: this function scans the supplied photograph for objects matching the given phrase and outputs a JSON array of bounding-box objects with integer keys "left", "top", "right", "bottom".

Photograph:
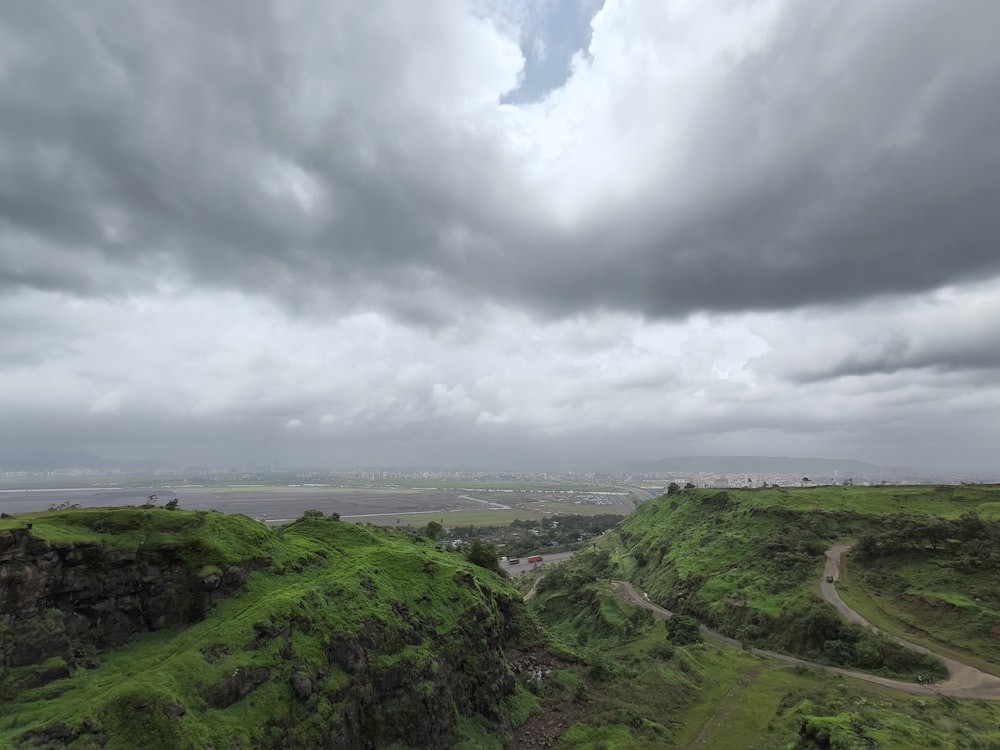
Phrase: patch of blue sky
[{"left": 501, "top": 0, "right": 605, "bottom": 104}]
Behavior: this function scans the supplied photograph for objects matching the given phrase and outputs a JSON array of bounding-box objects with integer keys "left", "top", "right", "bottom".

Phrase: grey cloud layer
[
  {"left": 3, "top": 1, "right": 999, "bottom": 474},
  {"left": 3, "top": 1, "right": 1000, "bottom": 324}
]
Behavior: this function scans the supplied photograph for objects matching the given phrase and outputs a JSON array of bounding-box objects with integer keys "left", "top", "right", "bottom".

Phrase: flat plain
[{"left": 0, "top": 482, "right": 635, "bottom": 527}]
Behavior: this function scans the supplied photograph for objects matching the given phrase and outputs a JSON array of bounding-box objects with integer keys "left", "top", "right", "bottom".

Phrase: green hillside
[
  {"left": 6, "top": 486, "right": 1000, "bottom": 749},
  {"left": 612, "top": 485, "right": 1000, "bottom": 679},
  {"left": 512, "top": 484, "right": 1000, "bottom": 749},
  {"left": 0, "top": 507, "right": 535, "bottom": 749}
]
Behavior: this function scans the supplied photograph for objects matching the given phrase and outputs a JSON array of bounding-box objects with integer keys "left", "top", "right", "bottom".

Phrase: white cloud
[{"left": 2, "top": 0, "right": 999, "bottom": 474}]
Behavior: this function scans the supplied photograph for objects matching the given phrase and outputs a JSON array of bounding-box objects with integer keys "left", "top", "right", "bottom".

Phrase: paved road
[
  {"left": 502, "top": 551, "right": 575, "bottom": 576},
  {"left": 821, "top": 544, "right": 1000, "bottom": 698}
]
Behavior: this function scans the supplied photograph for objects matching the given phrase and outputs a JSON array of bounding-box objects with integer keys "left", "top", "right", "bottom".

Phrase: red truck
[{"left": 527, "top": 555, "right": 543, "bottom": 563}]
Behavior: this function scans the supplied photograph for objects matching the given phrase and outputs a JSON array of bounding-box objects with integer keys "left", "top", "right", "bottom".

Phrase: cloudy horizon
[{"left": 2, "top": 1, "right": 999, "bottom": 475}]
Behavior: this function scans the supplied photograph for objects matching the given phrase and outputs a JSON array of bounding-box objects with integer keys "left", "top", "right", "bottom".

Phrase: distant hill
[{"left": 601, "top": 455, "right": 912, "bottom": 479}]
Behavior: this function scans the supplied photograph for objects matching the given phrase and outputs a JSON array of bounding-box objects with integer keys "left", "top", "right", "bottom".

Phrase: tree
[
  {"left": 425, "top": 521, "right": 443, "bottom": 541},
  {"left": 801, "top": 477, "right": 810, "bottom": 487},
  {"left": 465, "top": 538, "right": 502, "bottom": 574},
  {"left": 665, "top": 614, "right": 702, "bottom": 645},
  {"left": 165, "top": 498, "right": 179, "bottom": 511},
  {"left": 666, "top": 482, "right": 681, "bottom": 496}
]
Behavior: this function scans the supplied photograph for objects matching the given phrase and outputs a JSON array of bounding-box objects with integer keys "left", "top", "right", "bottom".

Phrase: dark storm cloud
[
  {"left": 794, "top": 330, "right": 1000, "bottom": 382},
  {"left": 2, "top": 0, "right": 999, "bottom": 327},
  {"left": 531, "top": 0, "right": 1000, "bottom": 318}
]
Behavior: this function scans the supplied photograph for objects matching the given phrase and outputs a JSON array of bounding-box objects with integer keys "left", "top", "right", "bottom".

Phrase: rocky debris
[
  {"left": 291, "top": 671, "right": 315, "bottom": 700},
  {"left": 202, "top": 666, "right": 270, "bottom": 709},
  {"left": 508, "top": 647, "right": 562, "bottom": 678},
  {"left": 507, "top": 700, "right": 581, "bottom": 750},
  {"left": 200, "top": 643, "right": 230, "bottom": 664},
  {"left": 162, "top": 703, "right": 187, "bottom": 719},
  {"left": 244, "top": 621, "right": 289, "bottom": 651},
  {"left": 19, "top": 717, "right": 100, "bottom": 747},
  {"left": 328, "top": 632, "right": 366, "bottom": 674}
]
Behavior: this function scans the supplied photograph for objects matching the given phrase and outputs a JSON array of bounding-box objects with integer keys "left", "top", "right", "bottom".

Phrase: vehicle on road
[
  {"left": 507, "top": 558, "right": 520, "bottom": 565},
  {"left": 826, "top": 574, "right": 834, "bottom": 583},
  {"left": 527, "top": 555, "right": 543, "bottom": 563}
]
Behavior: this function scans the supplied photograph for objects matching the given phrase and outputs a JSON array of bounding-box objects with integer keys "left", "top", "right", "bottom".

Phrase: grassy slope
[
  {"left": 528, "top": 545, "right": 1000, "bottom": 750},
  {"left": 835, "top": 508, "right": 1000, "bottom": 671},
  {"left": 615, "top": 486, "right": 1000, "bottom": 678},
  {"left": 0, "top": 508, "right": 528, "bottom": 749}
]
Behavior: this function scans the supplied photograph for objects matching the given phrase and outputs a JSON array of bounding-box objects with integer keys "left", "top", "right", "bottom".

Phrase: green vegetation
[
  {"left": 464, "top": 537, "right": 503, "bottom": 575},
  {"left": 438, "top": 514, "right": 623, "bottom": 558},
  {"left": 614, "top": 487, "right": 956, "bottom": 680},
  {"left": 7, "top": 484, "right": 1000, "bottom": 748},
  {"left": 524, "top": 541, "right": 1000, "bottom": 750},
  {"left": 0, "top": 507, "right": 533, "bottom": 748},
  {"left": 841, "top": 510, "right": 1000, "bottom": 671},
  {"left": 664, "top": 614, "right": 702, "bottom": 646}
]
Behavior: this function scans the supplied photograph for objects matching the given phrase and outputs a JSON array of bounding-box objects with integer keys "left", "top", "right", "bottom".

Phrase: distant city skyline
[{"left": 4, "top": 454, "right": 994, "bottom": 486}]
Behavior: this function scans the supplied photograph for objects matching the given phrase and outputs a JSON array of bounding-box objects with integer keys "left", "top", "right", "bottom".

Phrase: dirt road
[
  {"left": 821, "top": 544, "right": 1000, "bottom": 698},
  {"left": 615, "top": 578, "right": 1000, "bottom": 698}
]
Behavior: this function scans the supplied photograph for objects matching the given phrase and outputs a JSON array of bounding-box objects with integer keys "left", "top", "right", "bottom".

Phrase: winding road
[
  {"left": 820, "top": 544, "right": 1000, "bottom": 698},
  {"left": 617, "top": 543, "right": 1000, "bottom": 698}
]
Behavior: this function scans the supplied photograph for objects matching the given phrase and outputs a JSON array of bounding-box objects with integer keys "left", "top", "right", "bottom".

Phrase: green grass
[
  {"left": 0, "top": 506, "right": 275, "bottom": 562},
  {"left": 837, "top": 553, "right": 1000, "bottom": 677},
  {"left": 607, "top": 487, "right": 1000, "bottom": 679},
  {"left": 733, "top": 483, "right": 1000, "bottom": 518},
  {"left": 533, "top": 558, "right": 1000, "bottom": 749},
  {"left": 0, "top": 509, "right": 531, "bottom": 748}
]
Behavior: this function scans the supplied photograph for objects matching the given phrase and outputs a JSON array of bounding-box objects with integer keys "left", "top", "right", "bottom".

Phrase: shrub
[{"left": 665, "top": 615, "right": 702, "bottom": 645}]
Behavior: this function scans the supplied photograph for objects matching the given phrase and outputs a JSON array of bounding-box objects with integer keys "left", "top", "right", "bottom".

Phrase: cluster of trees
[
  {"left": 431, "top": 514, "right": 624, "bottom": 557},
  {"left": 666, "top": 482, "right": 696, "bottom": 495},
  {"left": 854, "top": 512, "right": 1000, "bottom": 572},
  {"left": 729, "top": 601, "right": 947, "bottom": 680}
]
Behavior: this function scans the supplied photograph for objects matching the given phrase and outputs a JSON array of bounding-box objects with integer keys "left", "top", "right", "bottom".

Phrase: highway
[{"left": 502, "top": 551, "right": 575, "bottom": 576}]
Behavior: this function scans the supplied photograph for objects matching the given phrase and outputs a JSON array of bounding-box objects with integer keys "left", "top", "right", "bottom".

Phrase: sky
[{"left": 2, "top": 0, "right": 999, "bottom": 474}]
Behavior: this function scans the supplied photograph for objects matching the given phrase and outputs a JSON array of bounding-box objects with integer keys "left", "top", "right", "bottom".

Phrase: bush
[
  {"left": 665, "top": 615, "right": 702, "bottom": 645},
  {"left": 648, "top": 641, "right": 675, "bottom": 661},
  {"left": 586, "top": 654, "right": 617, "bottom": 683},
  {"left": 465, "top": 539, "right": 502, "bottom": 574}
]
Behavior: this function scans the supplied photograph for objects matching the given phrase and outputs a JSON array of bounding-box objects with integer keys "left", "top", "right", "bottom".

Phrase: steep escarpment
[
  {"left": 0, "top": 509, "right": 536, "bottom": 749},
  {"left": 0, "top": 509, "right": 271, "bottom": 670}
]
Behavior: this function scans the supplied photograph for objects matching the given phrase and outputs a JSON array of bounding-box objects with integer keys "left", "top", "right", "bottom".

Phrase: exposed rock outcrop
[{"left": 0, "top": 524, "right": 266, "bottom": 669}]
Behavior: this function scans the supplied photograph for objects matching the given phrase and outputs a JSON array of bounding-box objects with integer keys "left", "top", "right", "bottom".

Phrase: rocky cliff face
[
  {"left": 250, "top": 581, "right": 520, "bottom": 749},
  {"left": 0, "top": 511, "right": 534, "bottom": 749},
  {"left": 0, "top": 525, "right": 264, "bottom": 670}
]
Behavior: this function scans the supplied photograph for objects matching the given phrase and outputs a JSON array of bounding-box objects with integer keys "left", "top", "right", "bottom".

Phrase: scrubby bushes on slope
[{"left": 617, "top": 488, "right": 946, "bottom": 680}]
